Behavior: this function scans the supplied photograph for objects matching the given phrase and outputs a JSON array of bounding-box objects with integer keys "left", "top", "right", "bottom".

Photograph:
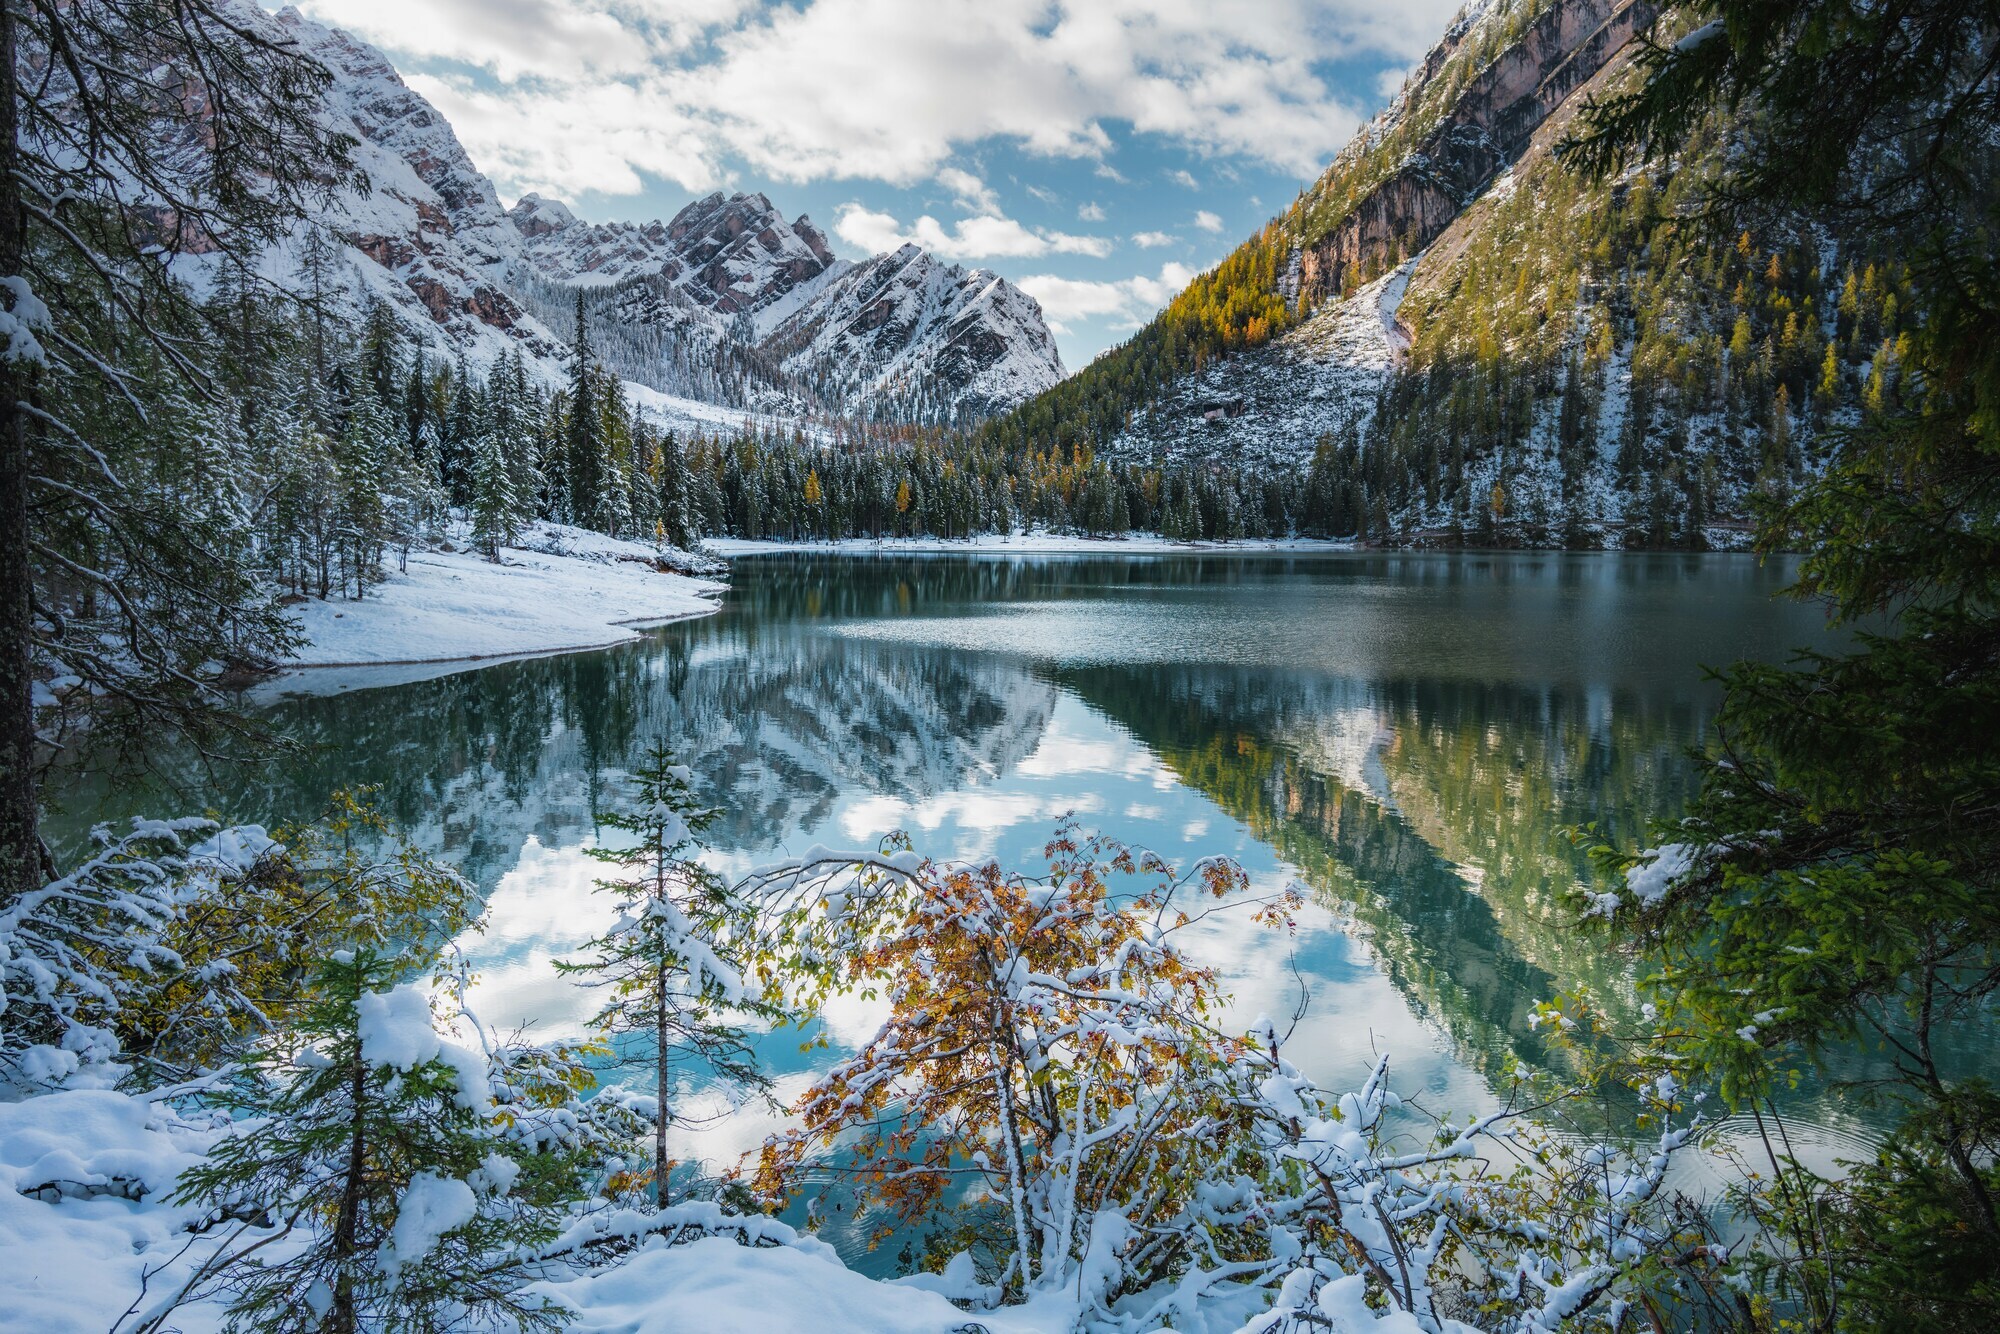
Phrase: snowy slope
[
  {"left": 167, "top": 4, "right": 1063, "bottom": 430},
  {"left": 1111, "top": 264, "right": 1415, "bottom": 466},
  {"left": 762, "top": 244, "right": 1065, "bottom": 421},
  {"left": 512, "top": 191, "right": 847, "bottom": 330}
]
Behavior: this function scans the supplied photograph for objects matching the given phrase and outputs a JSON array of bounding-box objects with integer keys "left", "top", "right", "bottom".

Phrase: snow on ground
[
  {"left": 0, "top": 1088, "right": 1084, "bottom": 1334},
  {"left": 283, "top": 522, "right": 724, "bottom": 670},
  {"left": 1108, "top": 262, "right": 1419, "bottom": 468},
  {"left": 704, "top": 533, "right": 1357, "bottom": 557}
]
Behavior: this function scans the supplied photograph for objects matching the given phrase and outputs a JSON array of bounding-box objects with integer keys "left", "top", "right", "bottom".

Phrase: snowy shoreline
[
  {"left": 704, "top": 533, "right": 1360, "bottom": 557},
  {"left": 277, "top": 523, "right": 726, "bottom": 675}
]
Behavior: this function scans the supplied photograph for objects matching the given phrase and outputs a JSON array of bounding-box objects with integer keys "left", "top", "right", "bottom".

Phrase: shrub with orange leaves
[{"left": 748, "top": 821, "right": 1303, "bottom": 1307}]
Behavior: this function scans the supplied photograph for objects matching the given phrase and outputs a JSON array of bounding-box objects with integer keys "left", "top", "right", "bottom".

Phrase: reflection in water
[{"left": 49, "top": 550, "right": 1887, "bottom": 1172}]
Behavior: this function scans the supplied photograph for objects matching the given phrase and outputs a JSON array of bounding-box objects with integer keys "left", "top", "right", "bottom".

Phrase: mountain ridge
[{"left": 221, "top": 2, "right": 1063, "bottom": 429}]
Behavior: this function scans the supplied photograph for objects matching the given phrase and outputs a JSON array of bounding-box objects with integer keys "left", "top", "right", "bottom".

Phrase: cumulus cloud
[
  {"left": 297, "top": 0, "right": 1464, "bottom": 197},
  {"left": 1018, "top": 261, "right": 1198, "bottom": 335},
  {"left": 1169, "top": 168, "right": 1201, "bottom": 189},
  {"left": 835, "top": 203, "right": 1113, "bottom": 260},
  {"left": 1194, "top": 209, "right": 1224, "bottom": 233},
  {"left": 1078, "top": 201, "right": 1106, "bottom": 222},
  {"left": 936, "top": 166, "right": 1001, "bottom": 215},
  {"left": 1131, "top": 230, "right": 1174, "bottom": 248}
]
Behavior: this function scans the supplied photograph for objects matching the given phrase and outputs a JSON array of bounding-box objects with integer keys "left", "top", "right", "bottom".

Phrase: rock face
[
  {"left": 1292, "top": 0, "right": 1654, "bottom": 305},
  {"left": 509, "top": 190, "right": 846, "bottom": 331},
  {"left": 1110, "top": 0, "right": 1655, "bottom": 465},
  {"left": 761, "top": 245, "right": 1065, "bottom": 421},
  {"left": 201, "top": 1, "right": 1062, "bottom": 425},
  {"left": 256, "top": 4, "right": 558, "bottom": 365}
]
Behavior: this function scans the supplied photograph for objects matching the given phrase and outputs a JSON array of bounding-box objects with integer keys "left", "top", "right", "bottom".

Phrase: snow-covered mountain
[
  {"left": 511, "top": 190, "right": 847, "bottom": 333},
  {"left": 209, "top": 2, "right": 1062, "bottom": 427},
  {"left": 762, "top": 244, "right": 1066, "bottom": 421}
]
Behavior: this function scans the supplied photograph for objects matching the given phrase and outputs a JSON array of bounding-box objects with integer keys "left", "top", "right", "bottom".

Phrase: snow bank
[
  {"left": 0, "top": 1091, "right": 238, "bottom": 1333},
  {"left": 538, "top": 1234, "right": 1011, "bottom": 1334},
  {"left": 283, "top": 522, "right": 724, "bottom": 669}
]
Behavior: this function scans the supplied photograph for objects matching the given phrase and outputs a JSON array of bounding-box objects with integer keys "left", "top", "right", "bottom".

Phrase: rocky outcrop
[
  {"left": 197, "top": 0, "right": 1062, "bottom": 424},
  {"left": 761, "top": 245, "right": 1064, "bottom": 422},
  {"left": 509, "top": 190, "right": 844, "bottom": 329},
  {"left": 1294, "top": 0, "right": 1654, "bottom": 304}
]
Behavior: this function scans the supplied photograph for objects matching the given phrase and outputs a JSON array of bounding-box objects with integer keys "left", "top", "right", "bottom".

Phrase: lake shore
[
  {"left": 703, "top": 533, "right": 1359, "bottom": 557},
  {"left": 281, "top": 522, "right": 726, "bottom": 671}
]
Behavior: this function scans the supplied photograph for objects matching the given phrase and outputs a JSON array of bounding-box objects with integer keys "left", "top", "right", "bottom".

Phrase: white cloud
[
  {"left": 835, "top": 202, "right": 1113, "bottom": 260},
  {"left": 1131, "top": 229, "right": 1174, "bottom": 248},
  {"left": 936, "top": 166, "right": 1000, "bottom": 215},
  {"left": 1078, "top": 201, "right": 1106, "bottom": 222},
  {"left": 1027, "top": 184, "right": 1061, "bottom": 205},
  {"left": 1094, "top": 163, "right": 1131, "bottom": 184},
  {"left": 1018, "top": 260, "right": 1197, "bottom": 335},
  {"left": 1194, "top": 209, "right": 1225, "bottom": 233},
  {"left": 296, "top": 0, "right": 1465, "bottom": 198},
  {"left": 1169, "top": 168, "right": 1201, "bottom": 189}
]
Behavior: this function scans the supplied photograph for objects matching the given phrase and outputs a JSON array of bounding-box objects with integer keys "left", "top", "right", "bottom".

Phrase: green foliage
[
  {"left": 1568, "top": 0, "right": 2000, "bottom": 1323},
  {"left": 556, "top": 743, "right": 784, "bottom": 1205},
  {"left": 166, "top": 951, "right": 570, "bottom": 1334}
]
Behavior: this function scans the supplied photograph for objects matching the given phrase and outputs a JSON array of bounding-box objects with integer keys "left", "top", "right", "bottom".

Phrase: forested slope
[{"left": 984, "top": 0, "right": 1904, "bottom": 548}]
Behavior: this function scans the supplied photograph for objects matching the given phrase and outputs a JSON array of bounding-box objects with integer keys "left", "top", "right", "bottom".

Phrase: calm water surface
[{"left": 53, "top": 550, "right": 1878, "bottom": 1250}]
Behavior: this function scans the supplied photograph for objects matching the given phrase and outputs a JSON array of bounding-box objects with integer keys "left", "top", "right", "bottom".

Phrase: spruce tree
[
  {"left": 1572, "top": 1, "right": 2000, "bottom": 1319},
  {"left": 469, "top": 428, "right": 520, "bottom": 562},
  {"left": 555, "top": 748, "right": 781, "bottom": 1207},
  {"left": 168, "top": 952, "right": 566, "bottom": 1334},
  {"left": 0, "top": 0, "right": 355, "bottom": 896},
  {"left": 565, "top": 291, "right": 605, "bottom": 529}
]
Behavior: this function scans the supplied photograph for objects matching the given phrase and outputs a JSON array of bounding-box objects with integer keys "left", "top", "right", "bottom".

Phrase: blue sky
[{"left": 291, "top": 0, "right": 1466, "bottom": 367}]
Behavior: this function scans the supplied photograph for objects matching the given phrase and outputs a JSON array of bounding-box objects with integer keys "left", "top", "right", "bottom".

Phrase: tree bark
[
  {"left": 655, "top": 974, "right": 670, "bottom": 1209},
  {"left": 331, "top": 1052, "right": 366, "bottom": 1334},
  {"left": 0, "top": 0, "right": 40, "bottom": 904}
]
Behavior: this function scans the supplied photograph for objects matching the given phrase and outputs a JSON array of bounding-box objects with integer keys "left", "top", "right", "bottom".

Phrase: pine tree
[
  {"left": 0, "top": 0, "right": 357, "bottom": 895},
  {"left": 469, "top": 429, "right": 520, "bottom": 562},
  {"left": 169, "top": 952, "right": 566, "bottom": 1334},
  {"left": 565, "top": 291, "right": 605, "bottom": 529},
  {"left": 654, "top": 430, "right": 697, "bottom": 551},
  {"left": 556, "top": 748, "right": 781, "bottom": 1206}
]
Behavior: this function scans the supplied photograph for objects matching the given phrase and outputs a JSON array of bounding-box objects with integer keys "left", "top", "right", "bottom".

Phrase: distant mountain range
[{"left": 213, "top": 3, "right": 1064, "bottom": 432}]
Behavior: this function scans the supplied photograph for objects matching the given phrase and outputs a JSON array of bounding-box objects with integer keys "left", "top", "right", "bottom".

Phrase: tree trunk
[
  {"left": 655, "top": 974, "right": 670, "bottom": 1208},
  {"left": 0, "top": 0, "right": 40, "bottom": 903},
  {"left": 330, "top": 1053, "right": 367, "bottom": 1334}
]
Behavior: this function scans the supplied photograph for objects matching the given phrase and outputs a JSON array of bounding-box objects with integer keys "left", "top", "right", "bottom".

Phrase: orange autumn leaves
[{"left": 752, "top": 825, "right": 1300, "bottom": 1285}]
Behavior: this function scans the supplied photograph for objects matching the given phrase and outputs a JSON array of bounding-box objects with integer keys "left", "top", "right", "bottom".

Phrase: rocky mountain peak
[
  {"left": 507, "top": 193, "right": 579, "bottom": 239},
  {"left": 219, "top": 0, "right": 1062, "bottom": 426}
]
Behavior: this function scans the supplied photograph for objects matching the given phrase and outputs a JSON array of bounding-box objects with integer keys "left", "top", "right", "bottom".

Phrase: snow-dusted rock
[{"left": 762, "top": 244, "right": 1065, "bottom": 421}]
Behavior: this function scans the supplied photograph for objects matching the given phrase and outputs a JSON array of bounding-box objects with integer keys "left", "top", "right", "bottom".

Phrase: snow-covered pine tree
[
  {"left": 442, "top": 353, "right": 480, "bottom": 506},
  {"left": 490, "top": 352, "right": 546, "bottom": 527},
  {"left": 469, "top": 427, "right": 521, "bottom": 562},
  {"left": 555, "top": 747, "right": 782, "bottom": 1207},
  {"left": 565, "top": 290, "right": 606, "bottom": 529},
  {"left": 163, "top": 951, "right": 567, "bottom": 1334},
  {"left": 0, "top": 0, "right": 360, "bottom": 893},
  {"left": 595, "top": 377, "right": 636, "bottom": 537}
]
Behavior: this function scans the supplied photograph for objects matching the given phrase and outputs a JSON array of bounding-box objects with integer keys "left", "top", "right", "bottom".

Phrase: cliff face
[
  {"left": 191, "top": 0, "right": 1062, "bottom": 427},
  {"left": 762, "top": 245, "right": 1065, "bottom": 421},
  {"left": 1293, "top": 0, "right": 1654, "bottom": 304},
  {"left": 510, "top": 190, "right": 846, "bottom": 331}
]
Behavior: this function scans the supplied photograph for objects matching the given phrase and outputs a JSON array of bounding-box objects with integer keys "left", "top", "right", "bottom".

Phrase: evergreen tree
[
  {"left": 169, "top": 952, "right": 566, "bottom": 1334},
  {"left": 469, "top": 428, "right": 521, "bottom": 561},
  {"left": 565, "top": 291, "right": 605, "bottom": 528},
  {"left": 556, "top": 748, "right": 781, "bottom": 1206},
  {"left": 0, "top": 0, "right": 356, "bottom": 895},
  {"left": 1573, "top": 1, "right": 2000, "bottom": 1321},
  {"left": 654, "top": 430, "right": 697, "bottom": 551}
]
